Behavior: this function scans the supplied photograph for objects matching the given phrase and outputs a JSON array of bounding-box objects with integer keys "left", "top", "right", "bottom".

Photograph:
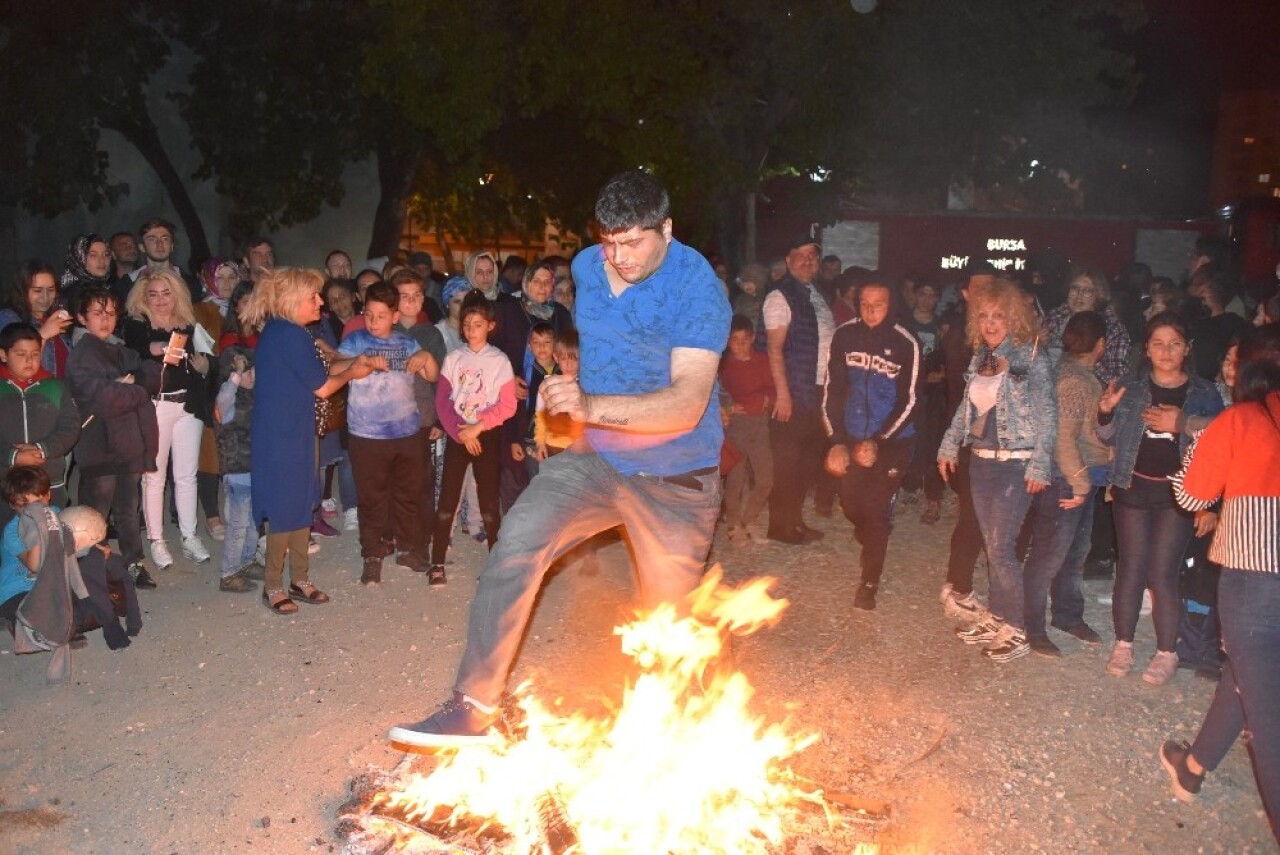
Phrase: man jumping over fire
[{"left": 389, "top": 170, "right": 731, "bottom": 747}]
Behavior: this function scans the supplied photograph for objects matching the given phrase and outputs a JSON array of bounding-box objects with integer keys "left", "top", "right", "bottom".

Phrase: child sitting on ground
[
  {"left": 2, "top": 466, "right": 85, "bottom": 684},
  {"left": 430, "top": 294, "right": 516, "bottom": 587},
  {"left": 61, "top": 504, "right": 142, "bottom": 649},
  {"left": 337, "top": 282, "right": 438, "bottom": 585},
  {"left": 0, "top": 323, "right": 81, "bottom": 531},
  {"left": 719, "top": 314, "right": 775, "bottom": 543}
]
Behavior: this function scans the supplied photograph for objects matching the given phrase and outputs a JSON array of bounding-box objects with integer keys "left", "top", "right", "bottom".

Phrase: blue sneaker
[{"left": 388, "top": 693, "right": 500, "bottom": 748}]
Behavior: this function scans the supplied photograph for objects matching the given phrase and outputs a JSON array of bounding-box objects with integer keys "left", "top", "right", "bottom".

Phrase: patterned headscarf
[
  {"left": 441, "top": 275, "right": 472, "bottom": 307},
  {"left": 60, "top": 233, "right": 111, "bottom": 288}
]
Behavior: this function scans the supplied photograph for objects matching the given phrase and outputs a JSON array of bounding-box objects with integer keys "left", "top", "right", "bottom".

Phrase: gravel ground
[{"left": 0, "top": 496, "right": 1273, "bottom": 854}]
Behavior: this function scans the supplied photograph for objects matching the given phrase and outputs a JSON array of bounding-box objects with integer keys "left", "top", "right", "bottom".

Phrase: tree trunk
[
  {"left": 367, "top": 131, "right": 424, "bottom": 260},
  {"left": 108, "top": 117, "right": 212, "bottom": 271}
]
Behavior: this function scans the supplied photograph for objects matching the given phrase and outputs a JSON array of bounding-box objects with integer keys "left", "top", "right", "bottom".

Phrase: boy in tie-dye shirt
[{"left": 338, "top": 283, "right": 438, "bottom": 582}]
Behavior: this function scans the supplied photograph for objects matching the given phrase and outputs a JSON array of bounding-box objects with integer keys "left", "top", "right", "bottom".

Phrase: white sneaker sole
[
  {"left": 182, "top": 549, "right": 210, "bottom": 563},
  {"left": 387, "top": 724, "right": 499, "bottom": 749}
]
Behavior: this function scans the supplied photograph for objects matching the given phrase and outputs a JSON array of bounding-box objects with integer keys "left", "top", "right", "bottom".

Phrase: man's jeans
[
  {"left": 1190, "top": 570, "right": 1280, "bottom": 839},
  {"left": 969, "top": 455, "right": 1035, "bottom": 629},
  {"left": 455, "top": 452, "right": 722, "bottom": 707},
  {"left": 1023, "top": 480, "right": 1092, "bottom": 638},
  {"left": 220, "top": 475, "right": 257, "bottom": 579}
]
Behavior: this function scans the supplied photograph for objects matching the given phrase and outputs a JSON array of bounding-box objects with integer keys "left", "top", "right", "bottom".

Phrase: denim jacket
[
  {"left": 1096, "top": 369, "right": 1223, "bottom": 490},
  {"left": 938, "top": 337, "right": 1058, "bottom": 483}
]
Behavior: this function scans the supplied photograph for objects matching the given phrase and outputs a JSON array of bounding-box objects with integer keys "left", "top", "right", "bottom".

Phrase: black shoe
[
  {"left": 360, "top": 557, "right": 382, "bottom": 585},
  {"left": 767, "top": 528, "right": 807, "bottom": 545},
  {"left": 388, "top": 693, "right": 500, "bottom": 748},
  {"left": 1028, "top": 634, "right": 1061, "bottom": 657},
  {"left": 853, "top": 583, "right": 877, "bottom": 611},
  {"left": 69, "top": 634, "right": 88, "bottom": 650},
  {"left": 798, "top": 524, "right": 825, "bottom": 543},
  {"left": 1082, "top": 558, "right": 1114, "bottom": 580},
  {"left": 1051, "top": 621, "right": 1102, "bottom": 645},
  {"left": 1160, "top": 739, "right": 1203, "bottom": 802},
  {"left": 396, "top": 552, "right": 428, "bottom": 572},
  {"left": 131, "top": 563, "right": 157, "bottom": 590}
]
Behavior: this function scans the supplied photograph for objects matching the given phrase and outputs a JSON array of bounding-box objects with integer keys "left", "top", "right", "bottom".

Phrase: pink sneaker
[{"left": 311, "top": 516, "right": 340, "bottom": 538}]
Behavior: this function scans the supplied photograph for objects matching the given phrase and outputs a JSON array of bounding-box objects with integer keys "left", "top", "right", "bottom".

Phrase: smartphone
[{"left": 163, "top": 331, "right": 189, "bottom": 366}]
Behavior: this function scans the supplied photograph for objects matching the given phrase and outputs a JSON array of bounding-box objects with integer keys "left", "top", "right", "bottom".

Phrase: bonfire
[{"left": 346, "top": 567, "right": 884, "bottom": 854}]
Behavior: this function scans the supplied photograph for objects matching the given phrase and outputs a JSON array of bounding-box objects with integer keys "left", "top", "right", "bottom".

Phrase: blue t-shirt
[
  {"left": 338, "top": 329, "right": 422, "bottom": 440},
  {"left": 0, "top": 503, "right": 61, "bottom": 605},
  {"left": 572, "top": 239, "right": 731, "bottom": 476}
]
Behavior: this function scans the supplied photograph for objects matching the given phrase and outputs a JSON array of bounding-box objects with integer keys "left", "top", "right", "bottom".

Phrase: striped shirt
[{"left": 1172, "top": 392, "right": 1280, "bottom": 573}]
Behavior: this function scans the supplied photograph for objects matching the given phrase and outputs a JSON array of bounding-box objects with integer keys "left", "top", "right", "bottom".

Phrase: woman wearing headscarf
[
  {"left": 59, "top": 234, "right": 113, "bottom": 320},
  {"left": 1, "top": 261, "right": 74, "bottom": 377}
]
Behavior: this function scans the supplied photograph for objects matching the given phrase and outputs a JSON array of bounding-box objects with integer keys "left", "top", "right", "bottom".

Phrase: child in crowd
[
  {"left": 62, "top": 504, "right": 142, "bottom": 649},
  {"left": 2, "top": 466, "right": 84, "bottom": 683},
  {"left": 533, "top": 328, "right": 584, "bottom": 463},
  {"left": 0, "top": 323, "right": 81, "bottom": 531},
  {"left": 430, "top": 295, "right": 516, "bottom": 587},
  {"left": 510, "top": 322, "right": 558, "bottom": 480},
  {"left": 337, "top": 282, "right": 438, "bottom": 585},
  {"left": 64, "top": 285, "right": 160, "bottom": 589},
  {"left": 213, "top": 343, "right": 259, "bottom": 593},
  {"left": 719, "top": 314, "right": 775, "bottom": 543},
  {"left": 396, "top": 272, "right": 448, "bottom": 562}
]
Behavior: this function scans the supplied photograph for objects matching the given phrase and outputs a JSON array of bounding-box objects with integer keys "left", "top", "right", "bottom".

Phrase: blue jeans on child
[
  {"left": 454, "top": 451, "right": 722, "bottom": 707},
  {"left": 220, "top": 474, "right": 258, "bottom": 579},
  {"left": 1023, "top": 479, "right": 1093, "bottom": 638}
]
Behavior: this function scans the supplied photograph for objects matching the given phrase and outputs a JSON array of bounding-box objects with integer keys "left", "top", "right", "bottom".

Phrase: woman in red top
[{"left": 1162, "top": 323, "right": 1280, "bottom": 841}]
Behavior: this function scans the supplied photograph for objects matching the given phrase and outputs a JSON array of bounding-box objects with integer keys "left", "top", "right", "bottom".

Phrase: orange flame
[{"left": 379, "top": 566, "right": 828, "bottom": 853}]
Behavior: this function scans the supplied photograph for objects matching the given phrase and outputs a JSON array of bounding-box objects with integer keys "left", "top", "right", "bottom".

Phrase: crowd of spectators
[{"left": 2, "top": 216, "right": 1279, "bottom": 838}]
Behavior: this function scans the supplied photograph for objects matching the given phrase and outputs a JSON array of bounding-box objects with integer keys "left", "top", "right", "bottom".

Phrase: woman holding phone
[{"left": 122, "top": 269, "right": 212, "bottom": 571}]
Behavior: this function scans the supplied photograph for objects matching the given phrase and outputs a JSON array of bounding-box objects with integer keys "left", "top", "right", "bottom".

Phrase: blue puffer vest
[
  {"left": 1096, "top": 370, "right": 1224, "bottom": 490},
  {"left": 754, "top": 275, "right": 820, "bottom": 409},
  {"left": 937, "top": 336, "right": 1058, "bottom": 484}
]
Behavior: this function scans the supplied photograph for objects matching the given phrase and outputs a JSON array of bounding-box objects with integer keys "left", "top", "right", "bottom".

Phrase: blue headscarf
[{"left": 441, "top": 275, "right": 471, "bottom": 307}]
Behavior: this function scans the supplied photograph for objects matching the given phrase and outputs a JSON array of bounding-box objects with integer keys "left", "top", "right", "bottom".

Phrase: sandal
[
  {"left": 263, "top": 589, "right": 298, "bottom": 614},
  {"left": 289, "top": 582, "right": 331, "bottom": 604}
]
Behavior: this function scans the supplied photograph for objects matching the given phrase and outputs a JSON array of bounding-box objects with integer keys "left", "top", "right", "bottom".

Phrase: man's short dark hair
[
  {"left": 501, "top": 255, "right": 528, "bottom": 275},
  {"left": 1191, "top": 263, "right": 1234, "bottom": 307},
  {"left": 363, "top": 281, "right": 400, "bottom": 312},
  {"left": 139, "top": 218, "right": 176, "bottom": 239},
  {"left": 0, "top": 323, "right": 41, "bottom": 351},
  {"left": 325, "top": 249, "right": 351, "bottom": 266},
  {"left": 594, "top": 170, "right": 670, "bottom": 232},
  {"left": 730, "top": 313, "right": 755, "bottom": 335},
  {"left": 109, "top": 231, "right": 135, "bottom": 244},
  {"left": 241, "top": 235, "right": 273, "bottom": 257},
  {"left": 528, "top": 321, "right": 554, "bottom": 341},
  {"left": 2, "top": 466, "right": 51, "bottom": 508}
]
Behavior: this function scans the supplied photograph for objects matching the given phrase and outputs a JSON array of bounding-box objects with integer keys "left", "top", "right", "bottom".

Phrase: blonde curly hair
[
  {"left": 126, "top": 269, "right": 195, "bottom": 327},
  {"left": 965, "top": 275, "right": 1040, "bottom": 350},
  {"left": 241, "top": 267, "right": 324, "bottom": 329}
]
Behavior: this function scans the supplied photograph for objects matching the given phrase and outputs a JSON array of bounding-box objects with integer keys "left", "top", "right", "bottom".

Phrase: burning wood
[{"left": 338, "top": 568, "right": 888, "bottom": 854}]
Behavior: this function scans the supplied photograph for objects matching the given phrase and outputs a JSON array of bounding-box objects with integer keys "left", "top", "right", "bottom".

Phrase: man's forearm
[{"left": 584, "top": 348, "right": 719, "bottom": 433}]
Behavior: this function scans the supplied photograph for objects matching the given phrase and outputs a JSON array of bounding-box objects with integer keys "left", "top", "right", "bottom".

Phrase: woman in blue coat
[{"left": 242, "top": 268, "right": 381, "bottom": 614}]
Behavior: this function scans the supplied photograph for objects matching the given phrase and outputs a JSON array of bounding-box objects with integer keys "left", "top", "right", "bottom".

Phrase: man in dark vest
[{"left": 758, "top": 230, "right": 836, "bottom": 544}]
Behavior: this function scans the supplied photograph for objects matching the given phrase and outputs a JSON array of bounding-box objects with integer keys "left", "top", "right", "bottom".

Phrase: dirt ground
[{"left": 0, "top": 496, "right": 1274, "bottom": 854}]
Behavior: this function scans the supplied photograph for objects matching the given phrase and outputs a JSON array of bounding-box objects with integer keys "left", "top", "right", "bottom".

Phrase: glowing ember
[{"left": 377, "top": 567, "right": 833, "bottom": 854}]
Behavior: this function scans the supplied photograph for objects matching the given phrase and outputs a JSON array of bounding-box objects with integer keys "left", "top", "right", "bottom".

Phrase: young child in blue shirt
[{"left": 337, "top": 282, "right": 438, "bottom": 584}]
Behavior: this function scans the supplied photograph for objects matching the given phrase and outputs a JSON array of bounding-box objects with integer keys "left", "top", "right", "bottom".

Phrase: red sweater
[
  {"left": 1173, "top": 392, "right": 1280, "bottom": 572},
  {"left": 719, "top": 352, "right": 775, "bottom": 416}
]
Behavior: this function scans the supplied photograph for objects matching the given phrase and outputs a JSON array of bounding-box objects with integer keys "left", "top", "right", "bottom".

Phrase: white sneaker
[
  {"left": 308, "top": 535, "right": 321, "bottom": 555},
  {"left": 343, "top": 508, "right": 359, "bottom": 531},
  {"left": 182, "top": 535, "right": 211, "bottom": 563},
  {"left": 321, "top": 498, "right": 338, "bottom": 519},
  {"left": 941, "top": 584, "right": 986, "bottom": 623},
  {"left": 1106, "top": 640, "right": 1135, "bottom": 677},
  {"left": 149, "top": 539, "right": 174, "bottom": 570}
]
